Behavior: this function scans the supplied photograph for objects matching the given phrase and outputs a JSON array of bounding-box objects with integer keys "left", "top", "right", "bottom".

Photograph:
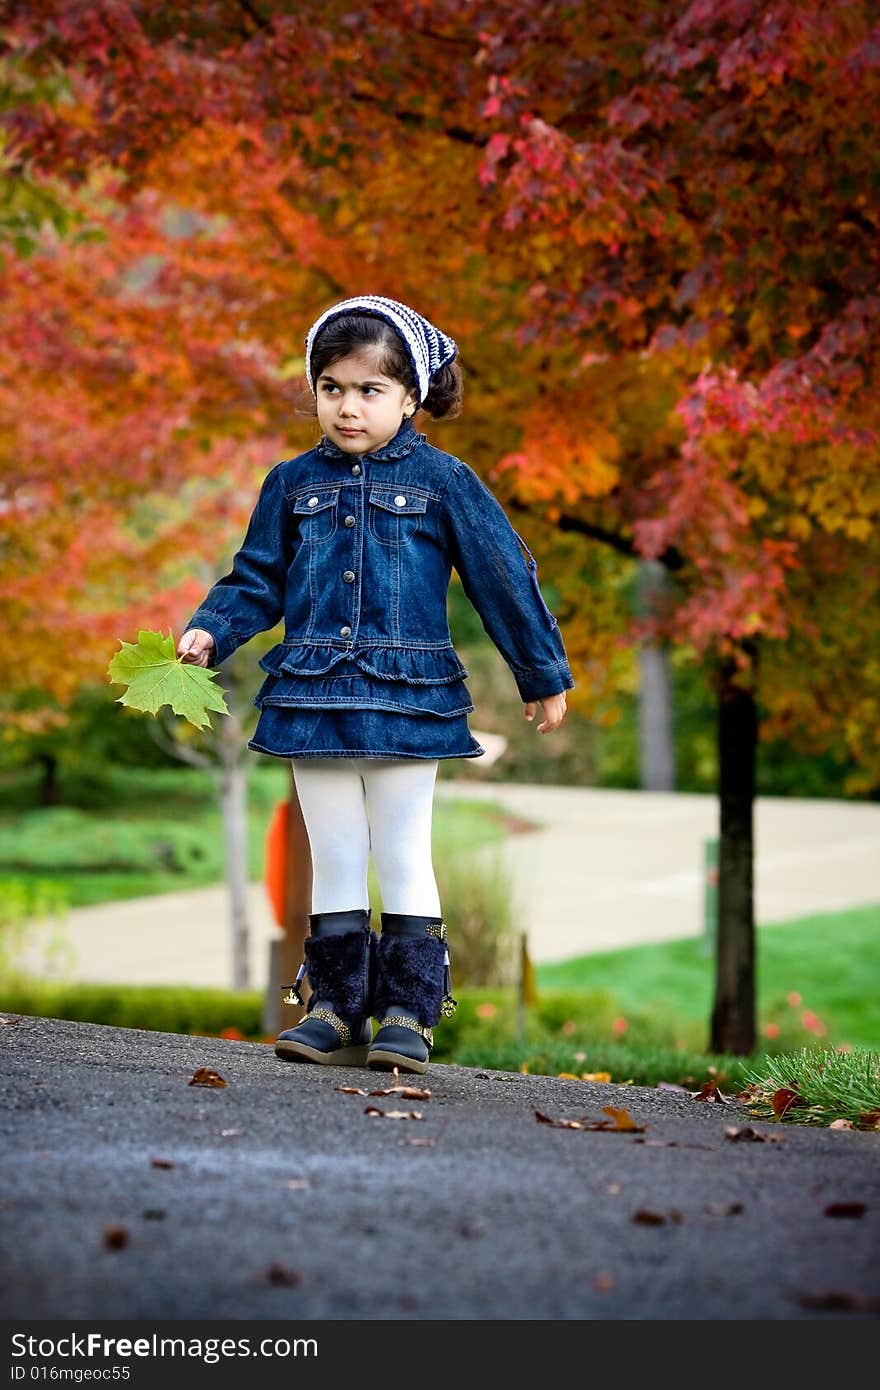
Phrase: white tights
[{"left": 290, "top": 757, "right": 442, "bottom": 917}]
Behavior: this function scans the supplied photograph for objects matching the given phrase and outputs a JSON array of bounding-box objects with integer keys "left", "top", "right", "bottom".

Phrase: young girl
[{"left": 177, "top": 295, "right": 574, "bottom": 1075}]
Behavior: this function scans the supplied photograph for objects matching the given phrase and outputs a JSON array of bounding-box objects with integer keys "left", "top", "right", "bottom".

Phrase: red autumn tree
[{"left": 3, "top": 1, "right": 877, "bottom": 1050}]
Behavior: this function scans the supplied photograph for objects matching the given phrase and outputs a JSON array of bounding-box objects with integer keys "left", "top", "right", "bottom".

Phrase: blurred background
[{"left": 2, "top": 2, "right": 878, "bottom": 1102}]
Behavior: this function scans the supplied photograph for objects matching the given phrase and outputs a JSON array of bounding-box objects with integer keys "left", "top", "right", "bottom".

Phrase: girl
[{"left": 177, "top": 295, "right": 574, "bottom": 1074}]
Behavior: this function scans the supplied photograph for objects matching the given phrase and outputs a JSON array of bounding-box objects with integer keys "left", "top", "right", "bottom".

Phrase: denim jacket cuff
[
  {"left": 513, "top": 660, "right": 575, "bottom": 704},
  {"left": 184, "top": 608, "right": 238, "bottom": 667}
]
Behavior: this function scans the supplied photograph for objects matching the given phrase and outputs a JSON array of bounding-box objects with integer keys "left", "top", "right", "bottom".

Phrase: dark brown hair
[{"left": 298, "top": 313, "right": 463, "bottom": 419}]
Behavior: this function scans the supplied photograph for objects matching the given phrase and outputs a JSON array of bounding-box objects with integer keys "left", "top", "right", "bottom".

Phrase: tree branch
[{"left": 504, "top": 497, "right": 687, "bottom": 571}]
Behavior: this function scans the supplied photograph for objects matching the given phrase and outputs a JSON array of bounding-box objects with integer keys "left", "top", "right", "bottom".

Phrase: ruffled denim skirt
[{"left": 247, "top": 656, "right": 486, "bottom": 761}]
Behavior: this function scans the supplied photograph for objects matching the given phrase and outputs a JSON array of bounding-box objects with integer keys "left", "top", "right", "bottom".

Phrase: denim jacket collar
[{"left": 315, "top": 416, "right": 424, "bottom": 463}]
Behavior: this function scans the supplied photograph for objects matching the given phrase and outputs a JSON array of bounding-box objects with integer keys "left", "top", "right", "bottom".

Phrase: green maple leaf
[{"left": 107, "top": 629, "right": 230, "bottom": 731}]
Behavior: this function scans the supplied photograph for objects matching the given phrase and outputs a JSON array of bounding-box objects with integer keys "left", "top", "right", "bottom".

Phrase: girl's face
[{"left": 315, "top": 348, "right": 418, "bottom": 456}]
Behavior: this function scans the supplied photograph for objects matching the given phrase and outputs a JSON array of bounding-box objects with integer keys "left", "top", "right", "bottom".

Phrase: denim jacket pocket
[
  {"left": 367, "top": 487, "right": 428, "bottom": 547},
  {"left": 291, "top": 487, "right": 340, "bottom": 545}
]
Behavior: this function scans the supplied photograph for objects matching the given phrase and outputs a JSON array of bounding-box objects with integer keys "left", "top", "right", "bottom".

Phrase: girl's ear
[{"left": 403, "top": 389, "right": 419, "bottom": 420}]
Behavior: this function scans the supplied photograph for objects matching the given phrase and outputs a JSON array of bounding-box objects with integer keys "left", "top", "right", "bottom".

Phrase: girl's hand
[
  {"left": 524, "top": 692, "right": 567, "bottom": 734},
  {"left": 177, "top": 628, "right": 215, "bottom": 667}
]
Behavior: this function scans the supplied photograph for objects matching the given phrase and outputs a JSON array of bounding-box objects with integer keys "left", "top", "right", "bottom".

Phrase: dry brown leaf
[
  {"left": 632, "top": 1208, "right": 666, "bottom": 1225},
  {"left": 535, "top": 1108, "right": 645, "bottom": 1133},
  {"left": 634, "top": 1138, "right": 715, "bottom": 1150},
  {"left": 189, "top": 1067, "right": 227, "bottom": 1088},
  {"left": 103, "top": 1226, "right": 129, "bottom": 1251},
  {"left": 583, "top": 1072, "right": 612, "bottom": 1083},
  {"left": 858, "top": 1109, "right": 880, "bottom": 1129},
  {"left": 368, "top": 1084, "right": 431, "bottom": 1099},
  {"left": 691, "top": 1081, "right": 729, "bottom": 1104},
  {"left": 149, "top": 1157, "right": 175, "bottom": 1170},
  {"left": 829, "top": 1118, "right": 855, "bottom": 1130},
  {"left": 771, "top": 1086, "right": 803, "bottom": 1116},
  {"left": 336, "top": 1086, "right": 368, "bottom": 1094},
  {"left": 797, "top": 1290, "right": 880, "bottom": 1313},
  {"left": 602, "top": 1106, "right": 646, "bottom": 1133},
  {"left": 593, "top": 1272, "right": 615, "bottom": 1292},
  {"left": 824, "top": 1201, "right": 867, "bottom": 1219},
  {"left": 266, "top": 1263, "right": 302, "bottom": 1287},
  {"left": 364, "top": 1105, "right": 424, "bottom": 1120},
  {"left": 724, "top": 1124, "right": 785, "bottom": 1143},
  {"left": 0, "top": 1015, "right": 21, "bottom": 1027}
]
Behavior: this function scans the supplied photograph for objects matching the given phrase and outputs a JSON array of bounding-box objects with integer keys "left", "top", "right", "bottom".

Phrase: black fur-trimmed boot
[
  {"left": 275, "top": 908, "right": 377, "bottom": 1066},
  {"left": 366, "top": 912, "right": 457, "bottom": 1075}
]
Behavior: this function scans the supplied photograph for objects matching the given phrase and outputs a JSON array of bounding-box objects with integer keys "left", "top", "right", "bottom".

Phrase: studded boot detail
[
  {"left": 275, "top": 908, "right": 377, "bottom": 1066},
  {"left": 367, "top": 913, "right": 457, "bottom": 1075}
]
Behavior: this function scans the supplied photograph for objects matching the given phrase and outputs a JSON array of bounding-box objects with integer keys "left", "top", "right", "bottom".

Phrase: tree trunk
[
  {"left": 710, "top": 643, "right": 758, "bottom": 1054},
  {"left": 216, "top": 710, "right": 251, "bottom": 992},
  {"left": 38, "top": 752, "right": 60, "bottom": 807},
  {"left": 636, "top": 561, "right": 675, "bottom": 791}
]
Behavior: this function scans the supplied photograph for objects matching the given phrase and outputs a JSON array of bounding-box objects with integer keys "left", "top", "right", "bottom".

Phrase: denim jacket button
[
  {"left": 344, "top": 515, "right": 356, "bottom": 527},
  {"left": 394, "top": 494, "right": 406, "bottom": 506},
  {"left": 342, "top": 571, "right": 355, "bottom": 583},
  {"left": 339, "top": 625, "right": 352, "bottom": 637},
  {"left": 307, "top": 496, "right": 319, "bottom": 507},
  {"left": 351, "top": 464, "right": 361, "bottom": 476}
]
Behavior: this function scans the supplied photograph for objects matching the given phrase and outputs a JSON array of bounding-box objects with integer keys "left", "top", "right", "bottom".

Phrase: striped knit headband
[{"left": 305, "top": 295, "right": 458, "bottom": 404}]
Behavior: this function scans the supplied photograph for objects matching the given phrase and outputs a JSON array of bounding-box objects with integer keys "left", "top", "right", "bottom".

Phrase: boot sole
[
  {"left": 274, "top": 1040, "right": 371, "bottom": 1066},
  {"left": 366, "top": 1048, "right": 429, "bottom": 1075}
]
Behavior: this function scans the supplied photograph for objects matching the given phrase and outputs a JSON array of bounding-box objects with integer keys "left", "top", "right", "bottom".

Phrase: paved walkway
[
  {"left": 17, "top": 784, "right": 880, "bottom": 990},
  {"left": 3, "top": 1015, "right": 879, "bottom": 1322}
]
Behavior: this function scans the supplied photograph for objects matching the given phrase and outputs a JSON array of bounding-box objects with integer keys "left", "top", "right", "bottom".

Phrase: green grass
[
  {"left": 0, "top": 763, "right": 516, "bottom": 909},
  {"left": 741, "top": 1048, "right": 880, "bottom": 1128},
  {"left": 534, "top": 903, "right": 880, "bottom": 1051}
]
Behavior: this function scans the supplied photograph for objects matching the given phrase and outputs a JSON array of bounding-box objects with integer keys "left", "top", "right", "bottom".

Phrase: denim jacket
[{"left": 184, "top": 419, "right": 575, "bottom": 720}]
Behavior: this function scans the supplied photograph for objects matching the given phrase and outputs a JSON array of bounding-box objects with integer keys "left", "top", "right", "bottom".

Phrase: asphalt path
[{"left": 1, "top": 1015, "right": 878, "bottom": 1324}]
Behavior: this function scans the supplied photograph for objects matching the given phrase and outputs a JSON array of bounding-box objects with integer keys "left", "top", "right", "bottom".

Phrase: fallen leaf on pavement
[
  {"left": 724, "top": 1125, "right": 785, "bottom": 1143},
  {"left": 103, "top": 1226, "right": 129, "bottom": 1251},
  {"left": 796, "top": 1290, "right": 880, "bottom": 1313},
  {"left": 0, "top": 1016, "right": 21, "bottom": 1026},
  {"left": 150, "top": 1157, "right": 175, "bottom": 1170},
  {"left": 368, "top": 1084, "right": 431, "bottom": 1099},
  {"left": 593, "top": 1272, "right": 615, "bottom": 1292},
  {"left": 336, "top": 1086, "right": 369, "bottom": 1094},
  {"left": 691, "top": 1081, "right": 729, "bottom": 1104},
  {"left": 829, "top": 1119, "right": 854, "bottom": 1130},
  {"left": 189, "top": 1068, "right": 227, "bottom": 1088},
  {"left": 634, "top": 1139, "right": 715, "bottom": 1150},
  {"left": 824, "top": 1202, "right": 867, "bottom": 1219},
  {"left": 632, "top": 1209, "right": 667, "bottom": 1225},
  {"left": 602, "top": 1106, "right": 646, "bottom": 1132},
  {"left": 364, "top": 1105, "right": 424, "bottom": 1120},
  {"left": 265, "top": 1263, "right": 302, "bottom": 1287},
  {"left": 535, "top": 1107, "right": 645, "bottom": 1133},
  {"left": 858, "top": 1109, "right": 880, "bottom": 1129}
]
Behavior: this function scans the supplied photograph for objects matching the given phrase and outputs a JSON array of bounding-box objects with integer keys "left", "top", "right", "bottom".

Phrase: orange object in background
[{"left": 264, "top": 799, "right": 290, "bottom": 927}]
